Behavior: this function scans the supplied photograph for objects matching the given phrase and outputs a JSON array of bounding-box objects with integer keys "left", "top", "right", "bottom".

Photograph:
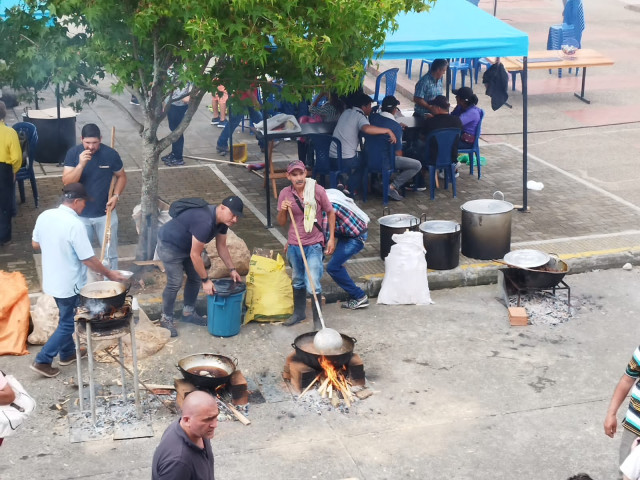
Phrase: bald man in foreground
[{"left": 152, "top": 391, "right": 219, "bottom": 480}]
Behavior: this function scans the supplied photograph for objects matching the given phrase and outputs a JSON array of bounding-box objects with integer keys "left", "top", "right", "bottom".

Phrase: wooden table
[{"left": 496, "top": 49, "right": 614, "bottom": 104}]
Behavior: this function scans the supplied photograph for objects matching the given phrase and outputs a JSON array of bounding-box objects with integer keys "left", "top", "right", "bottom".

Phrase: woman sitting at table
[{"left": 451, "top": 86, "right": 482, "bottom": 149}]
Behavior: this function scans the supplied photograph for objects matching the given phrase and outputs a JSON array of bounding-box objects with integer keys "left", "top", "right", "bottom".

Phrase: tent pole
[
  {"left": 494, "top": 0, "right": 498, "bottom": 16},
  {"left": 521, "top": 56, "right": 528, "bottom": 212},
  {"left": 263, "top": 108, "right": 272, "bottom": 228}
]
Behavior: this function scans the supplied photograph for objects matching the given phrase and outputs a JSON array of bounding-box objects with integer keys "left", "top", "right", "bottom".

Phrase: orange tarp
[{"left": 0, "top": 271, "right": 30, "bottom": 356}]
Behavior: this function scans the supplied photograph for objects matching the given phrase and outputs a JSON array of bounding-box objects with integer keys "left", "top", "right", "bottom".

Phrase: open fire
[{"left": 283, "top": 350, "right": 366, "bottom": 408}]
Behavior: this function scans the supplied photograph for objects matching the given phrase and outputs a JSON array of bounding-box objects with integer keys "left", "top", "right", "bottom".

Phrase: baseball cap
[
  {"left": 430, "top": 95, "right": 450, "bottom": 110},
  {"left": 286, "top": 160, "right": 306, "bottom": 174},
  {"left": 381, "top": 95, "right": 400, "bottom": 111},
  {"left": 63, "top": 183, "right": 90, "bottom": 200},
  {"left": 221, "top": 195, "right": 244, "bottom": 217},
  {"left": 452, "top": 86, "right": 474, "bottom": 102}
]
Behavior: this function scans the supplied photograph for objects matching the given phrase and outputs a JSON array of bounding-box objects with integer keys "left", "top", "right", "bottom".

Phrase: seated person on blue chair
[
  {"left": 330, "top": 92, "right": 396, "bottom": 197},
  {"left": 419, "top": 95, "right": 463, "bottom": 178},
  {"left": 413, "top": 59, "right": 448, "bottom": 118},
  {"left": 451, "top": 86, "right": 482, "bottom": 150},
  {"left": 369, "top": 96, "right": 422, "bottom": 201}
]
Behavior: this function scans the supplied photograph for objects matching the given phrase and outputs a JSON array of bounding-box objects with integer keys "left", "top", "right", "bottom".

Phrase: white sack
[
  {"left": 377, "top": 231, "right": 433, "bottom": 305},
  {"left": 254, "top": 113, "right": 301, "bottom": 134}
]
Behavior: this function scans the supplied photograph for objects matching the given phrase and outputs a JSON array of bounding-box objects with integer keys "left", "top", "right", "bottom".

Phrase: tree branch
[{"left": 71, "top": 81, "right": 144, "bottom": 133}]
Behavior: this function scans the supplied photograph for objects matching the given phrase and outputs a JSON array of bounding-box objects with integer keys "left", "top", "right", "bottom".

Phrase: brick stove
[
  {"left": 283, "top": 351, "right": 366, "bottom": 394},
  {"left": 174, "top": 370, "right": 249, "bottom": 409}
]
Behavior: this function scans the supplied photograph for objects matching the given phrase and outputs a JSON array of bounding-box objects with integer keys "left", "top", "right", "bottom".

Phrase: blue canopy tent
[{"left": 375, "top": 0, "right": 531, "bottom": 209}]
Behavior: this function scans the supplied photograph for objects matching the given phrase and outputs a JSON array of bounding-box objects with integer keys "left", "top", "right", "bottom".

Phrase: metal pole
[
  {"left": 74, "top": 320, "right": 84, "bottom": 413},
  {"left": 493, "top": 0, "right": 497, "bottom": 16},
  {"left": 118, "top": 337, "right": 127, "bottom": 400},
  {"left": 129, "top": 312, "right": 141, "bottom": 417},
  {"left": 521, "top": 56, "right": 528, "bottom": 211},
  {"left": 86, "top": 322, "right": 96, "bottom": 425},
  {"left": 263, "top": 110, "right": 272, "bottom": 227},
  {"left": 228, "top": 105, "right": 234, "bottom": 163}
]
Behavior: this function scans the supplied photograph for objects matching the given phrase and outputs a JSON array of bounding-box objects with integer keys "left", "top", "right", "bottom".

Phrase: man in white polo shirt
[{"left": 30, "top": 183, "right": 125, "bottom": 378}]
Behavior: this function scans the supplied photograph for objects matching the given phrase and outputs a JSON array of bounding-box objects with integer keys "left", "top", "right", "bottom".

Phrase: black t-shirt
[
  {"left": 158, "top": 205, "right": 228, "bottom": 252},
  {"left": 151, "top": 419, "right": 214, "bottom": 480},
  {"left": 421, "top": 114, "right": 463, "bottom": 164}
]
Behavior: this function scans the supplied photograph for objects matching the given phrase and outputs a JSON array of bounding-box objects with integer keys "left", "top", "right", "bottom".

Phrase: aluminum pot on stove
[{"left": 177, "top": 353, "right": 238, "bottom": 389}]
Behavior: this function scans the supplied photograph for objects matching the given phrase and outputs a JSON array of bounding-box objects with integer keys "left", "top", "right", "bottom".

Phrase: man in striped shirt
[{"left": 605, "top": 346, "right": 640, "bottom": 478}]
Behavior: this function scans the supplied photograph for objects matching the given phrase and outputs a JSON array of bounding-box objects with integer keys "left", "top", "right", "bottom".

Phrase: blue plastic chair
[
  {"left": 419, "top": 59, "right": 434, "bottom": 79},
  {"left": 424, "top": 128, "right": 460, "bottom": 200},
  {"left": 12, "top": 122, "right": 39, "bottom": 208},
  {"left": 362, "top": 134, "right": 396, "bottom": 205},
  {"left": 405, "top": 59, "right": 413, "bottom": 79},
  {"left": 371, "top": 68, "right": 399, "bottom": 104},
  {"left": 473, "top": 58, "right": 492, "bottom": 83},
  {"left": 306, "top": 134, "right": 344, "bottom": 189},
  {"left": 459, "top": 109, "right": 485, "bottom": 179},
  {"left": 450, "top": 58, "right": 473, "bottom": 89}
]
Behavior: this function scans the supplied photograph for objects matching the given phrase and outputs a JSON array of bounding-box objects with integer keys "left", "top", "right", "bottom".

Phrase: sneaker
[
  {"left": 159, "top": 316, "right": 178, "bottom": 337},
  {"left": 162, "top": 153, "right": 176, "bottom": 164},
  {"left": 216, "top": 120, "right": 229, "bottom": 128},
  {"left": 341, "top": 295, "right": 369, "bottom": 310},
  {"left": 405, "top": 183, "right": 427, "bottom": 192},
  {"left": 59, "top": 347, "right": 88, "bottom": 366},
  {"left": 181, "top": 311, "right": 207, "bottom": 326},
  {"left": 130, "top": 96, "right": 140, "bottom": 105},
  {"left": 216, "top": 145, "right": 228, "bottom": 156},
  {"left": 167, "top": 157, "right": 185, "bottom": 166},
  {"left": 388, "top": 187, "right": 404, "bottom": 201},
  {"left": 211, "top": 117, "right": 220, "bottom": 125},
  {"left": 30, "top": 362, "right": 60, "bottom": 378}
]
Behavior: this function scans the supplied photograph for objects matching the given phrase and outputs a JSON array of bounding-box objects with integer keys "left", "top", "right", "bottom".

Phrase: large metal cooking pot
[
  {"left": 419, "top": 220, "right": 461, "bottom": 270},
  {"left": 461, "top": 191, "right": 514, "bottom": 260},
  {"left": 177, "top": 353, "right": 238, "bottom": 388},
  {"left": 501, "top": 256, "right": 570, "bottom": 290},
  {"left": 292, "top": 332, "right": 356, "bottom": 370},
  {"left": 77, "top": 281, "right": 129, "bottom": 314},
  {"left": 378, "top": 207, "right": 423, "bottom": 259}
]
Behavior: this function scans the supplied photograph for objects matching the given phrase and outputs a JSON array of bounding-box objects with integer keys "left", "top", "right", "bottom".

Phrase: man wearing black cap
[
  {"left": 30, "top": 183, "right": 126, "bottom": 378},
  {"left": 369, "top": 96, "right": 422, "bottom": 201},
  {"left": 156, "top": 196, "right": 244, "bottom": 337}
]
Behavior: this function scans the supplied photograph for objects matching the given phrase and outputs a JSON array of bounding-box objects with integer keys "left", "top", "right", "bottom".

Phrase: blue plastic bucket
[{"left": 207, "top": 280, "right": 246, "bottom": 337}]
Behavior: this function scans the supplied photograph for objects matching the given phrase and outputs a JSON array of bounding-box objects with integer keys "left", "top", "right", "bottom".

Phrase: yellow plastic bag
[{"left": 244, "top": 254, "right": 293, "bottom": 323}]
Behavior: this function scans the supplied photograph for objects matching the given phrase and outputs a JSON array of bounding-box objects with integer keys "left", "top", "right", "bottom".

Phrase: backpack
[{"left": 168, "top": 198, "right": 209, "bottom": 218}]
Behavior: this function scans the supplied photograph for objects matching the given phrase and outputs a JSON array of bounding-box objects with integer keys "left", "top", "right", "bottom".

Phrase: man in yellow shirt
[{"left": 0, "top": 100, "right": 22, "bottom": 246}]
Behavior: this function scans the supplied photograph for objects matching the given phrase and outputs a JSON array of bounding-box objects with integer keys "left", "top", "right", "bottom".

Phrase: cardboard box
[{"left": 508, "top": 307, "right": 529, "bottom": 326}]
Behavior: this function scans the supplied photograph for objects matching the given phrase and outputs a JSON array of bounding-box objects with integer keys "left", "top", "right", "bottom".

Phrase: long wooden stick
[
  {"left": 287, "top": 208, "right": 326, "bottom": 329},
  {"left": 99, "top": 128, "right": 117, "bottom": 264}
]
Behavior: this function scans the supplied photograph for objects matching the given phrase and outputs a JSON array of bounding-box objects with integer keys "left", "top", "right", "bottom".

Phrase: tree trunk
[{"left": 135, "top": 130, "right": 161, "bottom": 261}]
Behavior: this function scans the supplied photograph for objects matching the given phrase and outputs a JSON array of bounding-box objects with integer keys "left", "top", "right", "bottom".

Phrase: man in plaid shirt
[
  {"left": 413, "top": 59, "right": 448, "bottom": 118},
  {"left": 326, "top": 189, "right": 370, "bottom": 309}
]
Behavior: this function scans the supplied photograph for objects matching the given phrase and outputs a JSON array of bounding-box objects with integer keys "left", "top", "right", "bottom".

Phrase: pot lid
[
  {"left": 503, "top": 249, "right": 550, "bottom": 269},
  {"left": 419, "top": 220, "right": 459, "bottom": 234},
  {"left": 213, "top": 279, "right": 246, "bottom": 297},
  {"left": 461, "top": 199, "right": 514, "bottom": 215},
  {"left": 378, "top": 213, "right": 419, "bottom": 228}
]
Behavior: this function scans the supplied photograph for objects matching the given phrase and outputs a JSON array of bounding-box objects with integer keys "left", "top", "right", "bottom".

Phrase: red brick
[
  {"left": 174, "top": 378, "right": 196, "bottom": 409},
  {"left": 231, "top": 390, "right": 249, "bottom": 406},
  {"left": 289, "top": 360, "right": 318, "bottom": 393},
  {"left": 230, "top": 370, "right": 248, "bottom": 399}
]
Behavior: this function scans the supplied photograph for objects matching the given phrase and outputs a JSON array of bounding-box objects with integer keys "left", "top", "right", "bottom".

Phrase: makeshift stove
[
  {"left": 283, "top": 333, "right": 366, "bottom": 408},
  {"left": 74, "top": 296, "right": 141, "bottom": 426},
  {"left": 174, "top": 354, "right": 251, "bottom": 424},
  {"left": 500, "top": 256, "right": 572, "bottom": 315}
]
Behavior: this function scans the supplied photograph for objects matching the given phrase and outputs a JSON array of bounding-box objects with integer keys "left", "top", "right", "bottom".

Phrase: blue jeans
[
  {"left": 287, "top": 243, "right": 324, "bottom": 294},
  {"left": 326, "top": 232, "right": 367, "bottom": 299},
  {"left": 217, "top": 107, "right": 263, "bottom": 149},
  {"left": 156, "top": 239, "right": 200, "bottom": 318},
  {"left": 80, "top": 212, "right": 119, "bottom": 269},
  {"left": 168, "top": 104, "right": 188, "bottom": 158},
  {"left": 36, "top": 295, "right": 79, "bottom": 364}
]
